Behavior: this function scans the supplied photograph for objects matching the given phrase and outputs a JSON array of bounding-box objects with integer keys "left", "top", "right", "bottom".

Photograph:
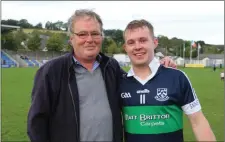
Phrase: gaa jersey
[{"left": 119, "top": 58, "right": 201, "bottom": 142}]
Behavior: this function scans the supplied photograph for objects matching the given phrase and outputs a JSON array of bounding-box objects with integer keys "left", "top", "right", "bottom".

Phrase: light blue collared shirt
[{"left": 73, "top": 56, "right": 100, "bottom": 71}]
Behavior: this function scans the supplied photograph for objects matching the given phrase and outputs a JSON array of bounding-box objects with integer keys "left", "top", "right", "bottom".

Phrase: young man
[
  {"left": 213, "top": 63, "right": 216, "bottom": 72},
  {"left": 220, "top": 72, "right": 224, "bottom": 80},
  {"left": 119, "top": 19, "right": 216, "bottom": 142},
  {"left": 27, "top": 9, "right": 176, "bottom": 142}
]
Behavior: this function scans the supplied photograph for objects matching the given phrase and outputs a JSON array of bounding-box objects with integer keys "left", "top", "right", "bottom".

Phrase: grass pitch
[{"left": 1, "top": 67, "right": 224, "bottom": 141}]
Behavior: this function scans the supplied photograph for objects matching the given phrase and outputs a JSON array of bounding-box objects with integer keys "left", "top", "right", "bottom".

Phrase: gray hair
[{"left": 68, "top": 9, "right": 104, "bottom": 36}]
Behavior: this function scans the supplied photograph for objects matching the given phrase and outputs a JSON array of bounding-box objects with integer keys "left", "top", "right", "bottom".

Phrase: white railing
[{"left": 176, "top": 59, "right": 224, "bottom": 67}]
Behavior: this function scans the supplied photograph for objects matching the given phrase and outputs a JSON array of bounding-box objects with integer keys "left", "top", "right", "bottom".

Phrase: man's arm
[
  {"left": 180, "top": 72, "right": 216, "bottom": 142},
  {"left": 187, "top": 111, "right": 216, "bottom": 141},
  {"left": 27, "top": 66, "right": 51, "bottom": 142}
]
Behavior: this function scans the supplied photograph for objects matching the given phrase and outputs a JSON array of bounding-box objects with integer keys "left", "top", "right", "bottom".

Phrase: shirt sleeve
[{"left": 180, "top": 72, "right": 201, "bottom": 115}]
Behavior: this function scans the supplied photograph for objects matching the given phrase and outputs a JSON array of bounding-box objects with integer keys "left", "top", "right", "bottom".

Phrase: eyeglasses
[{"left": 72, "top": 31, "right": 102, "bottom": 39}]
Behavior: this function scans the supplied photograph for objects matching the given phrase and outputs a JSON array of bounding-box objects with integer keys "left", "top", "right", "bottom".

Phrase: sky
[{"left": 1, "top": 1, "right": 224, "bottom": 45}]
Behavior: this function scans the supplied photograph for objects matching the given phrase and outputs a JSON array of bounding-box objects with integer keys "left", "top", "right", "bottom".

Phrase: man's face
[
  {"left": 70, "top": 16, "right": 103, "bottom": 61},
  {"left": 123, "top": 26, "right": 157, "bottom": 67}
]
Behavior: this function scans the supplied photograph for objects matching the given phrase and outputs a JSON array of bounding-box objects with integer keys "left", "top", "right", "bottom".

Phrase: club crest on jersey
[{"left": 155, "top": 88, "right": 169, "bottom": 101}]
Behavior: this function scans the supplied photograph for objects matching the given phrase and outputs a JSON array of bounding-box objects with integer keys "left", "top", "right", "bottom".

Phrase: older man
[{"left": 27, "top": 9, "right": 176, "bottom": 142}]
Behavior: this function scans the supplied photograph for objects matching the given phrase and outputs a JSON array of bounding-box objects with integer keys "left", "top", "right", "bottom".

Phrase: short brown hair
[{"left": 124, "top": 19, "right": 154, "bottom": 38}]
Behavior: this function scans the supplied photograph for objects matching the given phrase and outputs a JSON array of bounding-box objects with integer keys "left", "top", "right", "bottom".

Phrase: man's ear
[
  {"left": 70, "top": 35, "right": 74, "bottom": 42},
  {"left": 69, "top": 36, "right": 74, "bottom": 46},
  {"left": 153, "top": 37, "right": 158, "bottom": 49},
  {"left": 122, "top": 43, "right": 127, "bottom": 53}
]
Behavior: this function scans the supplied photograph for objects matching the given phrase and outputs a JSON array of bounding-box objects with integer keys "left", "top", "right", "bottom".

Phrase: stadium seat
[
  {"left": 1, "top": 51, "right": 17, "bottom": 68},
  {"left": 23, "top": 59, "right": 35, "bottom": 67},
  {"left": 31, "top": 59, "right": 40, "bottom": 67}
]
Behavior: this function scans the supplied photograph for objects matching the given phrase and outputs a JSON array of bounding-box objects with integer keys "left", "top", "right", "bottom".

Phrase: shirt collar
[
  {"left": 127, "top": 57, "right": 160, "bottom": 77},
  {"left": 73, "top": 54, "right": 102, "bottom": 65}
]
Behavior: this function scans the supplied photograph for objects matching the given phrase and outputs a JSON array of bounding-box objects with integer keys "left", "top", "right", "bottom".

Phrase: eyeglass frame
[{"left": 71, "top": 31, "right": 102, "bottom": 39}]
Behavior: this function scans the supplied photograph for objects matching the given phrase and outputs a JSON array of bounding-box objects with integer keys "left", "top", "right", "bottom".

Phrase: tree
[
  {"left": 169, "top": 37, "right": 184, "bottom": 56},
  {"left": 104, "top": 29, "right": 124, "bottom": 46},
  {"left": 120, "top": 45, "right": 126, "bottom": 54},
  {"left": 63, "top": 41, "right": 72, "bottom": 52},
  {"left": 34, "top": 22, "right": 43, "bottom": 29},
  {"left": 182, "top": 41, "right": 198, "bottom": 58},
  {"left": 18, "top": 19, "right": 33, "bottom": 28},
  {"left": 45, "top": 21, "right": 56, "bottom": 30},
  {"left": 3, "top": 19, "right": 18, "bottom": 26},
  {"left": 14, "top": 29, "right": 29, "bottom": 49},
  {"left": 59, "top": 33, "right": 70, "bottom": 52},
  {"left": 54, "top": 21, "right": 64, "bottom": 30},
  {"left": 102, "top": 38, "right": 111, "bottom": 53},
  {"left": 1, "top": 19, "right": 33, "bottom": 28},
  {"left": 1, "top": 32, "right": 19, "bottom": 51},
  {"left": 46, "top": 33, "right": 64, "bottom": 51},
  {"left": 197, "top": 40, "right": 205, "bottom": 47},
  {"left": 45, "top": 21, "right": 52, "bottom": 29},
  {"left": 157, "top": 35, "right": 170, "bottom": 48},
  {"left": 1, "top": 20, "right": 8, "bottom": 24},
  {"left": 62, "top": 22, "right": 68, "bottom": 31},
  {"left": 15, "top": 29, "right": 28, "bottom": 41},
  {"left": 191, "top": 48, "right": 198, "bottom": 58},
  {"left": 58, "top": 33, "right": 68, "bottom": 41},
  {"left": 115, "top": 47, "right": 121, "bottom": 53},
  {"left": 107, "top": 38, "right": 118, "bottom": 55},
  {"left": 27, "top": 33, "right": 41, "bottom": 51},
  {"left": 112, "top": 29, "right": 124, "bottom": 46}
]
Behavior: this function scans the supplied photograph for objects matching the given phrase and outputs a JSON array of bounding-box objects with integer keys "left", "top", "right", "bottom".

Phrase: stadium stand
[
  {"left": 1, "top": 51, "right": 18, "bottom": 68},
  {"left": 31, "top": 60, "right": 40, "bottom": 66},
  {"left": 23, "top": 59, "right": 35, "bottom": 67},
  {"left": 2, "top": 49, "right": 69, "bottom": 67}
]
